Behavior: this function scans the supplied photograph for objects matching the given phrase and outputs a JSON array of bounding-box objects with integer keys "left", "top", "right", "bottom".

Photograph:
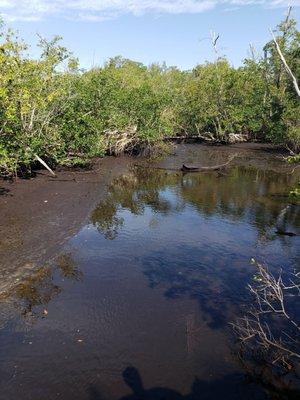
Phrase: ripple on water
[{"left": 0, "top": 156, "right": 299, "bottom": 400}]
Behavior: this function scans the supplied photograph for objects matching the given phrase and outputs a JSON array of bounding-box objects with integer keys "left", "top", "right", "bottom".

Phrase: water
[{"left": 0, "top": 146, "right": 299, "bottom": 400}]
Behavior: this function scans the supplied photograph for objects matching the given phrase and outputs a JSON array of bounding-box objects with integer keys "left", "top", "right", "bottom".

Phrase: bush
[{"left": 0, "top": 14, "right": 299, "bottom": 177}]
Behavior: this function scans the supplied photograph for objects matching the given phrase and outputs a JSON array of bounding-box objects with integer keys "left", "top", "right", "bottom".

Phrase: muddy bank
[
  {"left": 0, "top": 156, "right": 137, "bottom": 295},
  {"left": 0, "top": 143, "right": 298, "bottom": 296}
]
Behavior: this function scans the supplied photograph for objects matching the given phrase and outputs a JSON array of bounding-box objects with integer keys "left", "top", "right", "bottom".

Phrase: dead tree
[{"left": 269, "top": 6, "right": 300, "bottom": 99}]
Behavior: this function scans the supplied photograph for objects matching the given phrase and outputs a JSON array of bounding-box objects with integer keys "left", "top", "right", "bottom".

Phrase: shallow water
[{"left": 0, "top": 147, "right": 299, "bottom": 400}]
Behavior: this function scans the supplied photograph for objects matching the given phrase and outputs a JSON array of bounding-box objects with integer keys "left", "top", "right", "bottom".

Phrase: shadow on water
[
  {"left": 86, "top": 366, "right": 250, "bottom": 400},
  {"left": 1, "top": 158, "right": 299, "bottom": 400},
  {"left": 87, "top": 366, "right": 299, "bottom": 400},
  {"left": 90, "top": 166, "right": 300, "bottom": 329},
  {"left": 141, "top": 246, "right": 246, "bottom": 330},
  {"left": 118, "top": 367, "right": 243, "bottom": 400}
]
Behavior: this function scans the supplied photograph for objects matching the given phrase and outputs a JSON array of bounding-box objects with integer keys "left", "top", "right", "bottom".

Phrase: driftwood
[
  {"left": 181, "top": 154, "right": 237, "bottom": 172},
  {"left": 163, "top": 135, "right": 206, "bottom": 141},
  {"left": 164, "top": 133, "right": 248, "bottom": 144},
  {"left": 135, "top": 154, "right": 237, "bottom": 173},
  {"left": 275, "top": 230, "right": 298, "bottom": 237},
  {"left": 34, "top": 154, "right": 56, "bottom": 177}
]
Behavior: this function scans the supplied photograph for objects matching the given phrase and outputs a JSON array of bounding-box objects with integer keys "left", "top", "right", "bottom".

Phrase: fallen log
[
  {"left": 134, "top": 154, "right": 237, "bottom": 173},
  {"left": 181, "top": 165, "right": 199, "bottom": 172},
  {"left": 181, "top": 154, "right": 237, "bottom": 172},
  {"left": 275, "top": 230, "right": 298, "bottom": 237}
]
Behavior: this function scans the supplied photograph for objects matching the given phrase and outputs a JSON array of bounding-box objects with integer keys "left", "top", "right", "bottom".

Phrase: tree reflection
[
  {"left": 142, "top": 246, "right": 250, "bottom": 329},
  {"left": 90, "top": 168, "right": 183, "bottom": 238},
  {"left": 91, "top": 199, "right": 124, "bottom": 240},
  {"left": 90, "top": 165, "right": 299, "bottom": 240},
  {"left": 12, "top": 254, "right": 82, "bottom": 321},
  {"left": 88, "top": 165, "right": 299, "bottom": 329}
]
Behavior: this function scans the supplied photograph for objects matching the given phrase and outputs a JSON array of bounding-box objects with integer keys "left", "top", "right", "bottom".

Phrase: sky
[{"left": 0, "top": 1, "right": 299, "bottom": 70}]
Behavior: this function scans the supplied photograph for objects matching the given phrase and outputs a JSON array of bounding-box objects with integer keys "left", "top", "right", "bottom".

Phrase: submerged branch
[{"left": 232, "top": 260, "right": 300, "bottom": 373}]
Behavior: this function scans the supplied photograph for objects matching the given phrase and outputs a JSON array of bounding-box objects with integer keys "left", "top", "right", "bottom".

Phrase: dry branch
[
  {"left": 181, "top": 154, "right": 237, "bottom": 172},
  {"left": 34, "top": 154, "right": 56, "bottom": 177},
  {"left": 134, "top": 154, "right": 237, "bottom": 173},
  {"left": 270, "top": 26, "right": 300, "bottom": 99},
  {"left": 103, "top": 126, "right": 139, "bottom": 156},
  {"left": 232, "top": 260, "right": 300, "bottom": 371}
]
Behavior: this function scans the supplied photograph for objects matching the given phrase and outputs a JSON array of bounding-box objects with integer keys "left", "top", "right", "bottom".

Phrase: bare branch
[
  {"left": 210, "top": 30, "right": 220, "bottom": 56},
  {"left": 34, "top": 154, "right": 56, "bottom": 177},
  {"left": 232, "top": 260, "right": 300, "bottom": 371},
  {"left": 269, "top": 28, "right": 300, "bottom": 99}
]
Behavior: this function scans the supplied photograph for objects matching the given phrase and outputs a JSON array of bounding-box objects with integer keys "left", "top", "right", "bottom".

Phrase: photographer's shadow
[
  {"left": 119, "top": 366, "right": 183, "bottom": 400},
  {"left": 88, "top": 365, "right": 263, "bottom": 400}
]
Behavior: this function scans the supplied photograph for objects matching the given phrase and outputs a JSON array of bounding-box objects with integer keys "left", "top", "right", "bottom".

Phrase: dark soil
[{"left": 0, "top": 156, "right": 136, "bottom": 294}]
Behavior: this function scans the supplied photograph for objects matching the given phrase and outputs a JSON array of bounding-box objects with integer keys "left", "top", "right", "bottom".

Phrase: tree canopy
[{"left": 0, "top": 14, "right": 299, "bottom": 177}]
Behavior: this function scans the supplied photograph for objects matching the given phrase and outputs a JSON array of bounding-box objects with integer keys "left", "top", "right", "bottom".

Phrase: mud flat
[{"left": 0, "top": 156, "right": 136, "bottom": 295}]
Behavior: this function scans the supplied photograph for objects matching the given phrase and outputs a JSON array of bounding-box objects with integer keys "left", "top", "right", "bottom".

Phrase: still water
[{"left": 0, "top": 147, "right": 299, "bottom": 400}]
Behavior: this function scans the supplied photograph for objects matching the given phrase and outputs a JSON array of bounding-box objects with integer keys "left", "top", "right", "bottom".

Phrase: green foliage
[
  {"left": 289, "top": 183, "right": 300, "bottom": 198},
  {"left": 287, "top": 154, "right": 300, "bottom": 163},
  {"left": 0, "top": 15, "right": 299, "bottom": 176}
]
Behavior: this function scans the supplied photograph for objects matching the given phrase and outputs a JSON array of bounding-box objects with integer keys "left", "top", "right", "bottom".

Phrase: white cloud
[{"left": 0, "top": 1, "right": 299, "bottom": 22}]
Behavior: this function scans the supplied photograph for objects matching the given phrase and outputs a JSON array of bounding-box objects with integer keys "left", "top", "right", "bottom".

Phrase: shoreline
[
  {"left": 0, "top": 155, "right": 137, "bottom": 295},
  {"left": 0, "top": 143, "right": 298, "bottom": 296}
]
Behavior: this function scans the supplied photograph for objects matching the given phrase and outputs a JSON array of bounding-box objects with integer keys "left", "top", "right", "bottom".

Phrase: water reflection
[
  {"left": 90, "top": 170, "right": 182, "bottom": 239},
  {"left": 0, "top": 157, "right": 299, "bottom": 400},
  {"left": 141, "top": 246, "right": 246, "bottom": 330},
  {"left": 90, "top": 166, "right": 299, "bottom": 241},
  {"left": 91, "top": 199, "right": 124, "bottom": 240},
  {"left": 10, "top": 254, "right": 82, "bottom": 321},
  {"left": 88, "top": 166, "right": 299, "bottom": 330}
]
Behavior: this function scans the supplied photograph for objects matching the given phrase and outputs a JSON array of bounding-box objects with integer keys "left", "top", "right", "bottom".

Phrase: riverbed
[{"left": 0, "top": 143, "right": 299, "bottom": 400}]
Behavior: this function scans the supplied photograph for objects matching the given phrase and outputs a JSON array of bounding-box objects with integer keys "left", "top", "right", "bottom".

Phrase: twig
[{"left": 232, "top": 260, "right": 300, "bottom": 370}]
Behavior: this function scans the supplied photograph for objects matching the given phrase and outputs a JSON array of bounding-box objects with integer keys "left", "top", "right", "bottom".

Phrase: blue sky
[{"left": 0, "top": 1, "right": 299, "bottom": 70}]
